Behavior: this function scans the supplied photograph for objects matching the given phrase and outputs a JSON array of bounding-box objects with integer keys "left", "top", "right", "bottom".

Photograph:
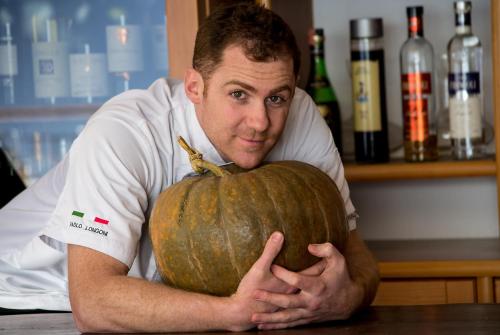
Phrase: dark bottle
[
  {"left": 0, "top": 147, "right": 25, "bottom": 208},
  {"left": 305, "top": 28, "right": 343, "bottom": 156},
  {"left": 400, "top": 6, "right": 438, "bottom": 162},
  {"left": 350, "top": 18, "right": 389, "bottom": 163}
]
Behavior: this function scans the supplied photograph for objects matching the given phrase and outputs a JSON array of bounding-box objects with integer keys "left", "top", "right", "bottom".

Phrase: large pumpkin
[{"left": 149, "top": 138, "right": 348, "bottom": 297}]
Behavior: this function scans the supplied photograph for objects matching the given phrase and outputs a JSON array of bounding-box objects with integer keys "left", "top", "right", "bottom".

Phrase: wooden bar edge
[
  {"left": 378, "top": 260, "right": 500, "bottom": 278},
  {"left": 344, "top": 160, "right": 496, "bottom": 182}
]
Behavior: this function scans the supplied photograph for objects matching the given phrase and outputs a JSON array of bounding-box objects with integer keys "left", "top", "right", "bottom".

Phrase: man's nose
[{"left": 247, "top": 102, "right": 269, "bottom": 132}]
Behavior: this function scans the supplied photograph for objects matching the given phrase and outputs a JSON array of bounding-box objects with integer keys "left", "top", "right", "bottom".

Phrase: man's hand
[
  {"left": 250, "top": 241, "right": 363, "bottom": 330},
  {"left": 226, "top": 231, "right": 296, "bottom": 331}
]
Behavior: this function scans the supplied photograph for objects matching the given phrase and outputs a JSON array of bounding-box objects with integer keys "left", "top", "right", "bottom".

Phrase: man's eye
[
  {"left": 230, "top": 91, "right": 246, "bottom": 100},
  {"left": 267, "top": 95, "right": 286, "bottom": 105}
]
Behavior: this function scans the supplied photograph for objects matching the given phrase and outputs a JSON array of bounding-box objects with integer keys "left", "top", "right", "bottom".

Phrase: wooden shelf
[
  {"left": 344, "top": 159, "right": 497, "bottom": 182},
  {"left": 368, "top": 239, "right": 500, "bottom": 304},
  {"left": 367, "top": 238, "right": 500, "bottom": 278},
  {"left": 0, "top": 105, "right": 98, "bottom": 121}
]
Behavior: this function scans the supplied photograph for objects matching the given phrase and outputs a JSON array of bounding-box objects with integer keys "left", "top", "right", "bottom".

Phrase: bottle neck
[
  {"left": 455, "top": 12, "right": 472, "bottom": 34},
  {"left": 309, "top": 43, "right": 329, "bottom": 79},
  {"left": 407, "top": 15, "right": 424, "bottom": 38}
]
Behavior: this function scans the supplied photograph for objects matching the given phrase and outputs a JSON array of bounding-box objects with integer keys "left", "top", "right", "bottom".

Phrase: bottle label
[
  {"left": 401, "top": 72, "right": 432, "bottom": 142},
  {"left": 352, "top": 60, "right": 381, "bottom": 132},
  {"left": 32, "top": 42, "right": 70, "bottom": 98},
  {"left": 449, "top": 95, "right": 482, "bottom": 139},
  {"left": 0, "top": 44, "right": 18, "bottom": 76},
  {"left": 317, "top": 104, "right": 331, "bottom": 118},
  {"left": 70, "top": 53, "right": 109, "bottom": 98},
  {"left": 448, "top": 73, "right": 480, "bottom": 95},
  {"left": 106, "top": 25, "right": 144, "bottom": 72},
  {"left": 448, "top": 72, "right": 482, "bottom": 139}
]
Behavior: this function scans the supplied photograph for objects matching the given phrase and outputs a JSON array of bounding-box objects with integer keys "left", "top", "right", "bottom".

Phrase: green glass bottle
[{"left": 306, "top": 28, "right": 343, "bottom": 156}]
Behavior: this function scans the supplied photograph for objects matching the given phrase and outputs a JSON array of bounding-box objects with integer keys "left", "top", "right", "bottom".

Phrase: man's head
[
  {"left": 185, "top": 3, "right": 300, "bottom": 169},
  {"left": 192, "top": 3, "right": 301, "bottom": 83}
]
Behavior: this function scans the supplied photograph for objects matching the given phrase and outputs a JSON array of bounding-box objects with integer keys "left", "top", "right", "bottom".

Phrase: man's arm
[
  {"left": 250, "top": 229, "right": 380, "bottom": 330},
  {"left": 68, "top": 232, "right": 290, "bottom": 333},
  {"left": 344, "top": 229, "right": 380, "bottom": 310}
]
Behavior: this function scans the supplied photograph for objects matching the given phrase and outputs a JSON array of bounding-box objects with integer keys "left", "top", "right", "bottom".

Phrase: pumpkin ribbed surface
[{"left": 149, "top": 160, "right": 348, "bottom": 296}]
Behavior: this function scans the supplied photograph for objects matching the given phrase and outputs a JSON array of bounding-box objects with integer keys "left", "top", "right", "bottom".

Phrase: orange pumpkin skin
[{"left": 149, "top": 160, "right": 348, "bottom": 296}]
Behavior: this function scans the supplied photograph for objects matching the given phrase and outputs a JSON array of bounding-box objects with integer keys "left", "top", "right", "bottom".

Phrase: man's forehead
[
  {"left": 220, "top": 45, "right": 294, "bottom": 72},
  {"left": 214, "top": 46, "right": 294, "bottom": 87}
]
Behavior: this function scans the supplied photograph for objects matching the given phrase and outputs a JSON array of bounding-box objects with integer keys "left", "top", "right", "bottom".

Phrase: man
[{"left": 0, "top": 3, "right": 379, "bottom": 332}]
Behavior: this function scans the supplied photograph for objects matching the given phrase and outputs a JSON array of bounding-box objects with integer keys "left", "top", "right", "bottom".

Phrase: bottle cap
[
  {"left": 454, "top": 1, "right": 471, "bottom": 13},
  {"left": 309, "top": 27, "right": 324, "bottom": 45},
  {"left": 350, "top": 18, "right": 383, "bottom": 39},
  {"left": 406, "top": 6, "right": 423, "bottom": 18}
]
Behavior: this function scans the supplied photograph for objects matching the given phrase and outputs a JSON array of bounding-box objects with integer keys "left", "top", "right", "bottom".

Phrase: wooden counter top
[{"left": 2, "top": 305, "right": 500, "bottom": 334}]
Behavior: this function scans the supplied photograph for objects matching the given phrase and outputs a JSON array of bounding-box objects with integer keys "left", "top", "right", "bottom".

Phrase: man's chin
[
  {"left": 230, "top": 154, "right": 266, "bottom": 170},
  {"left": 232, "top": 159, "right": 261, "bottom": 170}
]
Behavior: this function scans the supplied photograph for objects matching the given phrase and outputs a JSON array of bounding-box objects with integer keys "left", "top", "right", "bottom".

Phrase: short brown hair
[{"left": 193, "top": 3, "right": 300, "bottom": 81}]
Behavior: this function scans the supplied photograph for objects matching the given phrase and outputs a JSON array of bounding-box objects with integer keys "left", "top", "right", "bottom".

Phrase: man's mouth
[
  {"left": 239, "top": 137, "right": 266, "bottom": 148},
  {"left": 241, "top": 138, "right": 265, "bottom": 143}
]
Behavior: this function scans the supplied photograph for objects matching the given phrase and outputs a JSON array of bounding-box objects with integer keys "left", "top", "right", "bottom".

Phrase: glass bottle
[
  {"left": 437, "top": 53, "right": 451, "bottom": 154},
  {"left": 0, "top": 22, "right": 18, "bottom": 105},
  {"left": 150, "top": 14, "right": 169, "bottom": 79},
  {"left": 31, "top": 16, "right": 71, "bottom": 105},
  {"left": 350, "top": 18, "right": 389, "bottom": 163},
  {"left": 69, "top": 1, "right": 109, "bottom": 104},
  {"left": 305, "top": 28, "right": 343, "bottom": 156},
  {"left": 400, "top": 6, "right": 437, "bottom": 162},
  {"left": 106, "top": 9, "right": 144, "bottom": 93},
  {"left": 447, "top": 1, "right": 484, "bottom": 160}
]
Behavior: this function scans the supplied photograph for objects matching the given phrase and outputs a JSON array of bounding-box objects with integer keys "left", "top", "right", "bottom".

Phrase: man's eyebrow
[
  {"left": 223, "top": 80, "right": 257, "bottom": 93},
  {"left": 269, "top": 85, "right": 292, "bottom": 95},
  {"left": 223, "top": 81, "right": 292, "bottom": 95}
]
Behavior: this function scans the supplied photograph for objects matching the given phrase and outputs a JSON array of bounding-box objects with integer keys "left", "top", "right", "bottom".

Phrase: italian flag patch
[{"left": 71, "top": 210, "right": 109, "bottom": 225}]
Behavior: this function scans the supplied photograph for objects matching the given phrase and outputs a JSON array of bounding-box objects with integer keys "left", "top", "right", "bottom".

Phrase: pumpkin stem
[{"left": 178, "top": 136, "right": 231, "bottom": 177}]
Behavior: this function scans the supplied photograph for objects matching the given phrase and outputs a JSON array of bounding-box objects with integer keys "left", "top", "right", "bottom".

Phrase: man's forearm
[
  {"left": 71, "top": 274, "right": 239, "bottom": 333},
  {"left": 68, "top": 244, "right": 247, "bottom": 333},
  {"left": 69, "top": 234, "right": 289, "bottom": 333},
  {"left": 344, "top": 230, "right": 380, "bottom": 310}
]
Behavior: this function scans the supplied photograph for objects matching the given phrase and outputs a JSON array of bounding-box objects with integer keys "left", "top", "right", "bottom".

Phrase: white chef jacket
[{"left": 0, "top": 78, "right": 356, "bottom": 311}]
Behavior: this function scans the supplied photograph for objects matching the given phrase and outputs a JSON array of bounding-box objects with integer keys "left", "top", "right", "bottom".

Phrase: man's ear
[{"left": 184, "top": 68, "right": 205, "bottom": 104}]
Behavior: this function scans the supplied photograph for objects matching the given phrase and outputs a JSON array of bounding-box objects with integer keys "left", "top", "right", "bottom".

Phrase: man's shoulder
[
  {"left": 281, "top": 87, "right": 317, "bottom": 132},
  {"left": 288, "top": 87, "right": 315, "bottom": 120},
  {"left": 268, "top": 86, "right": 333, "bottom": 161},
  {"left": 91, "top": 78, "right": 187, "bottom": 124},
  {"left": 290, "top": 86, "right": 309, "bottom": 105}
]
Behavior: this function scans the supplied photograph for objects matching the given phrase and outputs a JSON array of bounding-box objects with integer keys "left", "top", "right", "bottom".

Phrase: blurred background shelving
[{"left": 0, "top": 0, "right": 168, "bottom": 189}]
